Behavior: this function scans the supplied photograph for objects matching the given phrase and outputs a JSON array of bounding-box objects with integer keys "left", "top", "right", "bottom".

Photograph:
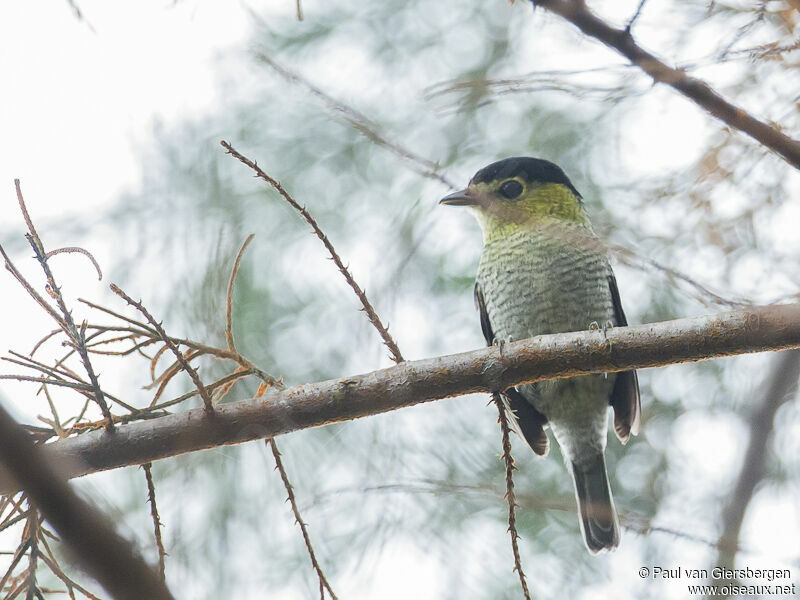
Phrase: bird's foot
[
  {"left": 600, "top": 321, "right": 615, "bottom": 378},
  {"left": 494, "top": 335, "right": 515, "bottom": 359},
  {"left": 602, "top": 320, "right": 614, "bottom": 345}
]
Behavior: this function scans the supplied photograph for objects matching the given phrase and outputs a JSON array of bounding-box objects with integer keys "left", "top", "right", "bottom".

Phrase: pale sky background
[{"left": 1, "top": 1, "right": 799, "bottom": 598}]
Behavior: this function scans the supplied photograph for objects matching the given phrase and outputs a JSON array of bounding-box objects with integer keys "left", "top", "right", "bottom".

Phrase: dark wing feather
[
  {"left": 502, "top": 387, "right": 550, "bottom": 456},
  {"left": 474, "top": 282, "right": 494, "bottom": 346},
  {"left": 607, "top": 270, "right": 641, "bottom": 443},
  {"left": 475, "top": 283, "right": 549, "bottom": 456}
]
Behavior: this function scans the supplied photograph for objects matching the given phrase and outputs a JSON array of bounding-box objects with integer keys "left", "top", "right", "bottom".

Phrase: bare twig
[
  {"left": 0, "top": 402, "right": 175, "bottom": 600},
  {"left": 24, "top": 512, "right": 40, "bottom": 600},
  {"left": 534, "top": 0, "right": 800, "bottom": 170},
  {"left": 2, "top": 354, "right": 82, "bottom": 387},
  {"left": 221, "top": 141, "right": 405, "bottom": 364},
  {"left": 295, "top": 0, "right": 303, "bottom": 20},
  {"left": 268, "top": 439, "right": 338, "bottom": 600},
  {"left": 38, "top": 540, "right": 103, "bottom": 600},
  {"left": 493, "top": 394, "right": 532, "bottom": 600},
  {"left": 624, "top": 0, "right": 648, "bottom": 32},
  {"left": 110, "top": 283, "right": 215, "bottom": 413},
  {"left": 609, "top": 243, "right": 751, "bottom": 309},
  {"left": 44, "top": 247, "right": 103, "bottom": 281},
  {"left": 225, "top": 234, "right": 255, "bottom": 354},
  {"left": 1, "top": 244, "right": 67, "bottom": 331},
  {"left": 142, "top": 464, "right": 167, "bottom": 582},
  {"left": 6, "top": 303, "right": 799, "bottom": 490},
  {"left": 14, "top": 180, "right": 42, "bottom": 252},
  {"left": 0, "top": 375, "right": 92, "bottom": 392},
  {"left": 223, "top": 239, "right": 335, "bottom": 594},
  {"left": 77, "top": 298, "right": 159, "bottom": 336},
  {"left": 254, "top": 54, "right": 457, "bottom": 189},
  {"left": 14, "top": 180, "right": 114, "bottom": 431},
  {"left": 0, "top": 537, "right": 31, "bottom": 592}
]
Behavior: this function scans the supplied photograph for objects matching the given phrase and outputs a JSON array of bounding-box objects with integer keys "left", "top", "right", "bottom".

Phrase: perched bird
[{"left": 440, "top": 157, "right": 640, "bottom": 553}]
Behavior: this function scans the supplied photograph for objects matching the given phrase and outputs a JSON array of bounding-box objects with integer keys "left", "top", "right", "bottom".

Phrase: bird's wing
[
  {"left": 474, "top": 282, "right": 549, "bottom": 456},
  {"left": 607, "top": 269, "right": 641, "bottom": 443},
  {"left": 474, "top": 281, "right": 495, "bottom": 347}
]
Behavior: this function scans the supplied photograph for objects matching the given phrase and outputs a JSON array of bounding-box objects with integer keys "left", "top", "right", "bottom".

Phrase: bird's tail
[{"left": 570, "top": 454, "right": 620, "bottom": 553}]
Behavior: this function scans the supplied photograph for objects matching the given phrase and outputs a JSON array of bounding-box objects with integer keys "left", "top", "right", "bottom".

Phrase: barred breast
[
  {"left": 476, "top": 224, "right": 616, "bottom": 461},
  {"left": 477, "top": 226, "right": 615, "bottom": 340}
]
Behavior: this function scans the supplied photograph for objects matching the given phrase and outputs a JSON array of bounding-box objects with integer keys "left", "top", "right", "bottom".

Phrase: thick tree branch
[
  {"left": 2, "top": 304, "right": 799, "bottom": 493},
  {"left": 535, "top": 0, "right": 800, "bottom": 170}
]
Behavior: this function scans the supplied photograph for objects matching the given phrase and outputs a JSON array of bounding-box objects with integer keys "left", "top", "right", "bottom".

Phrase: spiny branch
[
  {"left": 110, "top": 284, "right": 215, "bottom": 413},
  {"left": 221, "top": 140, "right": 404, "bottom": 364},
  {"left": 494, "top": 394, "right": 532, "bottom": 600},
  {"left": 268, "top": 440, "right": 338, "bottom": 600},
  {"left": 223, "top": 236, "right": 336, "bottom": 598},
  {"left": 143, "top": 463, "right": 167, "bottom": 582},
  {"left": 534, "top": 0, "right": 800, "bottom": 170},
  {"left": 13, "top": 180, "right": 113, "bottom": 431}
]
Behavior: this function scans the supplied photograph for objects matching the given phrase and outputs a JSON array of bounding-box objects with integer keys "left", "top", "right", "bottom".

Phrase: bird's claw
[
  {"left": 595, "top": 321, "right": 614, "bottom": 378},
  {"left": 493, "top": 335, "right": 514, "bottom": 359},
  {"left": 602, "top": 320, "right": 614, "bottom": 345}
]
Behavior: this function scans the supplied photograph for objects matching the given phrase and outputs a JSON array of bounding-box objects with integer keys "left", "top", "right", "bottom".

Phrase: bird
[{"left": 439, "top": 156, "right": 640, "bottom": 553}]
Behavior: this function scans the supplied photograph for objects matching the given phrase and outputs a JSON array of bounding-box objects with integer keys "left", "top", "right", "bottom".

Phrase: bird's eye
[{"left": 499, "top": 180, "right": 523, "bottom": 199}]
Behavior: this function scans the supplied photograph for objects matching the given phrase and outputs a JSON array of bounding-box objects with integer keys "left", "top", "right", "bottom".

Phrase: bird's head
[{"left": 440, "top": 157, "right": 588, "bottom": 241}]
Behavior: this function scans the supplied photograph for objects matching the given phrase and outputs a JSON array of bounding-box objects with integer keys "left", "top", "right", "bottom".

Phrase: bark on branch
[
  {"left": 3, "top": 303, "right": 799, "bottom": 493},
  {"left": 535, "top": 0, "right": 800, "bottom": 171}
]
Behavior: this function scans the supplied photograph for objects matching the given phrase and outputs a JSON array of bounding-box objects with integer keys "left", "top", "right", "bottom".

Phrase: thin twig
[
  {"left": 295, "top": 0, "right": 303, "bottom": 20},
  {"left": 221, "top": 141, "right": 405, "bottom": 364},
  {"left": 534, "top": 0, "right": 800, "bottom": 170},
  {"left": 1, "top": 355, "right": 81, "bottom": 387},
  {"left": 226, "top": 234, "right": 255, "bottom": 354},
  {"left": 0, "top": 538, "right": 31, "bottom": 592},
  {"left": 15, "top": 180, "right": 113, "bottom": 431},
  {"left": 0, "top": 244, "right": 67, "bottom": 330},
  {"left": 44, "top": 247, "right": 103, "bottom": 281},
  {"left": 254, "top": 54, "right": 457, "bottom": 189},
  {"left": 0, "top": 375, "right": 92, "bottom": 392},
  {"left": 268, "top": 439, "right": 338, "bottom": 600},
  {"left": 0, "top": 510, "right": 30, "bottom": 536},
  {"left": 14, "top": 180, "right": 42, "bottom": 252},
  {"left": 38, "top": 545, "right": 102, "bottom": 600},
  {"left": 624, "top": 0, "right": 648, "bottom": 32},
  {"left": 41, "top": 385, "right": 64, "bottom": 437},
  {"left": 142, "top": 464, "right": 167, "bottom": 582},
  {"left": 77, "top": 298, "right": 159, "bottom": 336},
  {"left": 493, "top": 393, "right": 532, "bottom": 600},
  {"left": 610, "top": 243, "right": 751, "bottom": 309},
  {"left": 222, "top": 239, "right": 334, "bottom": 597},
  {"left": 24, "top": 512, "right": 40, "bottom": 600},
  {"left": 110, "top": 283, "right": 215, "bottom": 413}
]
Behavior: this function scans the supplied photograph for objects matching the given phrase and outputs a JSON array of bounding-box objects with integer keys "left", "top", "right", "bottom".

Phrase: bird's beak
[{"left": 439, "top": 188, "right": 477, "bottom": 206}]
